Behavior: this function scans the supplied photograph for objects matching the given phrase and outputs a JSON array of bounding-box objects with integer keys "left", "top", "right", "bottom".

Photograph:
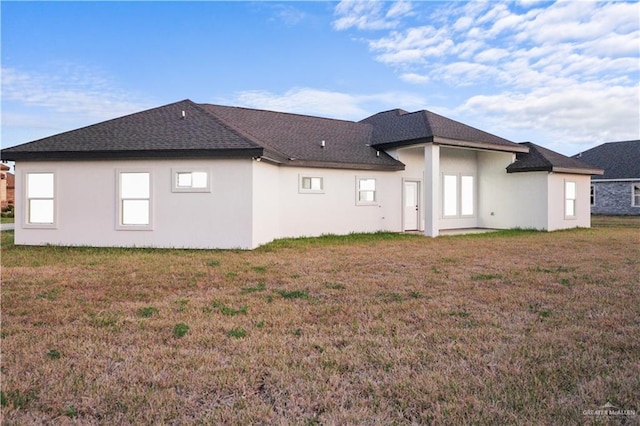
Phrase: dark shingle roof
[
  {"left": 1, "top": 100, "right": 264, "bottom": 160},
  {"left": 507, "top": 142, "right": 604, "bottom": 175},
  {"left": 360, "top": 109, "right": 527, "bottom": 152},
  {"left": 572, "top": 140, "right": 640, "bottom": 180},
  {"left": 201, "top": 104, "right": 401, "bottom": 169},
  {"left": 2, "top": 99, "right": 543, "bottom": 170}
]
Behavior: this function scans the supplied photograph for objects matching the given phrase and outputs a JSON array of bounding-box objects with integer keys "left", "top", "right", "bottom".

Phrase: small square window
[
  {"left": 172, "top": 169, "right": 210, "bottom": 192},
  {"left": 299, "top": 176, "right": 324, "bottom": 193}
]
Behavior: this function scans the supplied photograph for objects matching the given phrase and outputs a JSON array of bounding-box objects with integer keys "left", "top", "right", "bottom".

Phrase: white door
[{"left": 404, "top": 181, "right": 419, "bottom": 231}]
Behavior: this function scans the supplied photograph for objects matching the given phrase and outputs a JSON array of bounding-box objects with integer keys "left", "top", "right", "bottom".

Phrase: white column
[{"left": 424, "top": 144, "right": 439, "bottom": 237}]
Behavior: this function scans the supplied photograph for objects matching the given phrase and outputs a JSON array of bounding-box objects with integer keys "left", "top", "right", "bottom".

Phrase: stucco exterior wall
[
  {"left": 251, "top": 161, "right": 281, "bottom": 247},
  {"left": 275, "top": 166, "right": 401, "bottom": 239},
  {"left": 15, "top": 159, "right": 255, "bottom": 249},
  {"left": 591, "top": 181, "right": 640, "bottom": 215},
  {"left": 547, "top": 173, "right": 592, "bottom": 230}
]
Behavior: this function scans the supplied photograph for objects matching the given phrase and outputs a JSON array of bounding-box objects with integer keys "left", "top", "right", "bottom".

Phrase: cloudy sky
[{"left": 2, "top": 1, "right": 639, "bottom": 155}]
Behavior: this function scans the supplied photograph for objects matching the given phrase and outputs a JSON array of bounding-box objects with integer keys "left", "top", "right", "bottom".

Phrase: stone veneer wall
[{"left": 591, "top": 181, "right": 640, "bottom": 215}]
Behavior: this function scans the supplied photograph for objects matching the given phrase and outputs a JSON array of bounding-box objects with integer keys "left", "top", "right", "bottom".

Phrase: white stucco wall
[
  {"left": 251, "top": 161, "right": 280, "bottom": 248},
  {"left": 275, "top": 166, "right": 402, "bottom": 239},
  {"left": 547, "top": 173, "right": 592, "bottom": 231},
  {"left": 15, "top": 159, "right": 255, "bottom": 249}
]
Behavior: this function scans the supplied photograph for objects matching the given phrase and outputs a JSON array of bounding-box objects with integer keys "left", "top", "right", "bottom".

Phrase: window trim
[
  {"left": 171, "top": 168, "right": 211, "bottom": 193},
  {"left": 564, "top": 180, "right": 577, "bottom": 219},
  {"left": 442, "top": 173, "right": 475, "bottom": 218},
  {"left": 23, "top": 171, "right": 57, "bottom": 229},
  {"left": 116, "top": 169, "right": 153, "bottom": 231},
  {"left": 590, "top": 184, "right": 595, "bottom": 207},
  {"left": 298, "top": 175, "right": 324, "bottom": 194},
  {"left": 632, "top": 183, "right": 640, "bottom": 208},
  {"left": 356, "top": 177, "right": 377, "bottom": 206}
]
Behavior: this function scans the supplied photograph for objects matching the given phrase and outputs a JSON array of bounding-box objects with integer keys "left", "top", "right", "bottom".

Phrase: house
[
  {"left": 0, "top": 164, "right": 15, "bottom": 210},
  {"left": 0, "top": 99, "right": 603, "bottom": 249},
  {"left": 572, "top": 140, "right": 640, "bottom": 215}
]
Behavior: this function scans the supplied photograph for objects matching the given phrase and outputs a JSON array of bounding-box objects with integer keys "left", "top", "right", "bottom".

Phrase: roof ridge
[
  {"left": 198, "top": 104, "right": 290, "bottom": 159},
  {"left": 201, "top": 103, "right": 360, "bottom": 125}
]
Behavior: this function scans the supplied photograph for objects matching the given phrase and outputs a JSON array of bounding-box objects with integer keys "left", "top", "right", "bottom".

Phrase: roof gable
[
  {"left": 1, "top": 100, "right": 263, "bottom": 160},
  {"left": 572, "top": 140, "right": 640, "bottom": 180},
  {"left": 507, "top": 142, "right": 604, "bottom": 175},
  {"left": 360, "top": 109, "right": 526, "bottom": 152}
]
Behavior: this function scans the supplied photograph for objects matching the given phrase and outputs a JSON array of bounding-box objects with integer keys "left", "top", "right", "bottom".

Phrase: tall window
[
  {"left": 357, "top": 178, "right": 376, "bottom": 205},
  {"left": 26, "top": 172, "right": 55, "bottom": 226},
  {"left": 633, "top": 184, "right": 640, "bottom": 207},
  {"left": 443, "top": 174, "right": 474, "bottom": 217},
  {"left": 565, "top": 181, "right": 576, "bottom": 218},
  {"left": 590, "top": 185, "right": 595, "bottom": 206},
  {"left": 119, "top": 171, "right": 151, "bottom": 228}
]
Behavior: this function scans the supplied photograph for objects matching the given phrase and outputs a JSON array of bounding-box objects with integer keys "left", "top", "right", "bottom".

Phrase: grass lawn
[
  {"left": 1, "top": 222, "right": 639, "bottom": 424},
  {"left": 0, "top": 217, "right": 14, "bottom": 224}
]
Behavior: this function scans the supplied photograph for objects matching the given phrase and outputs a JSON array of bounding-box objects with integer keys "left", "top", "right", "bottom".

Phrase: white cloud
[
  {"left": 333, "top": 0, "right": 412, "bottom": 31},
  {"left": 220, "top": 87, "right": 427, "bottom": 121},
  {"left": 334, "top": 0, "right": 640, "bottom": 148},
  {"left": 1, "top": 66, "right": 148, "bottom": 121},
  {"left": 460, "top": 81, "right": 640, "bottom": 149},
  {"left": 400, "top": 73, "right": 430, "bottom": 84}
]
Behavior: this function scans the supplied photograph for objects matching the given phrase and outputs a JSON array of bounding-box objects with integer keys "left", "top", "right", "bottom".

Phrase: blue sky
[{"left": 2, "top": 1, "right": 639, "bottom": 156}]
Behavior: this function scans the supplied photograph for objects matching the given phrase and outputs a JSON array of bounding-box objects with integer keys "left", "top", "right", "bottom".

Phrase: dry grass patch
[{"left": 1, "top": 226, "right": 639, "bottom": 424}]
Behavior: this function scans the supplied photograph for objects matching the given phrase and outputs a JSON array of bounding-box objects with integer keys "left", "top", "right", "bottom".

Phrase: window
[
  {"left": 119, "top": 171, "right": 151, "bottom": 229},
  {"left": 461, "top": 175, "right": 474, "bottom": 216},
  {"left": 565, "top": 181, "right": 576, "bottom": 218},
  {"left": 26, "top": 172, "right": 55, "bottom": 226},
  {"left": 443, "top": 174, "right": 474, "bottom": 217},
  {"left": 357, "top": 178, "right": 376, "bottom": 205},
  {"left": 299, "top": 176, "right": 324, "bottom": 193},
  {"left": 172, "top": 169, "right": 210, "bottom": 192},
  {"left": 633, "top": 184, "right": 640, "bottom": 207},
  {"left": 590, "top": 185, "right": 595, "bottom": 206},
  {"left": 443, "top": 175, "right": 457, "bottom": 216}
]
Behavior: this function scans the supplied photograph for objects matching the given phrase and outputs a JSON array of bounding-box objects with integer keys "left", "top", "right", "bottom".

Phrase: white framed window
[
  {"left": 356, "top": 177, "right": 377, "bottom": 205},
  {"left": 25, "top": 172, "right": 56, "bottom": 228},
  {"left": 443, "top": 175, "right": 457, "bottom": 217},
  {"left": 633, "top": 184, "right": 640, "bottom": 207},
  {"left": 118, "top": 170, "right": 152, "bottom": 230},
  {"left": 565, "top": 181, "right": 576, "bottom": 218},
  {"left": 443, "top": 174, "right": 475, "bottom": 217},
  {"left": 590, "top": 185, "right": 595, "bottom": 206},
  {"left": 172, "top": 169, "right": 210, "bottom": 193},
  {"left": 299, "top": 176, "right": 324, "bottom": 194}
]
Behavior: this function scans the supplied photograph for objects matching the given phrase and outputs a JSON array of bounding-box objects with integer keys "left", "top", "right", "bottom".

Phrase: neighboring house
[
  {"left": 572, "top": 140, "right": 640, "bottom": 215},
  {"left": 0, "top": 164, "right": 15, "bottom": 209},
  {"left": 0, "top": 99, "right": 602, "bottom": 249}
]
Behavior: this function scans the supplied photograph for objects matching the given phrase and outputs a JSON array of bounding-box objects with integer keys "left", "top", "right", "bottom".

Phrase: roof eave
[
  {"left": 507, "top": 166, "right": 605, "bottom": 175},
  {"left": 371, "top": 137, "right": 527, "bottom": 153},
  {"left": 285, "top": 159, "right": 405, "bottom": 171},
  {"left": 1, "top": 148, "right": 264, "bottom": 161},
  {"left": 433, "top": 137, "right": 529, "bottom": 153},
  {"left": 552, "top": 166, "right": 605, "bottom": 176}
]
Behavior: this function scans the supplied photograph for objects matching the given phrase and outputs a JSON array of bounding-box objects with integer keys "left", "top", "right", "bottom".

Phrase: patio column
[{"left": 424, "top": 144, "right": 439, "bottom": 237}]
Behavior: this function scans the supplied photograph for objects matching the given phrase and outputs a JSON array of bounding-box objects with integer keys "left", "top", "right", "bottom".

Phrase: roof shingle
[
  {"left": 572, "top": 140, "right": 640, "bottom": 180},
  {"left": 507, "top": 142, "right": 604, "bottom": 175},
  {"left": 360, "top": 109, "right": 525, "bottom": 152}
]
